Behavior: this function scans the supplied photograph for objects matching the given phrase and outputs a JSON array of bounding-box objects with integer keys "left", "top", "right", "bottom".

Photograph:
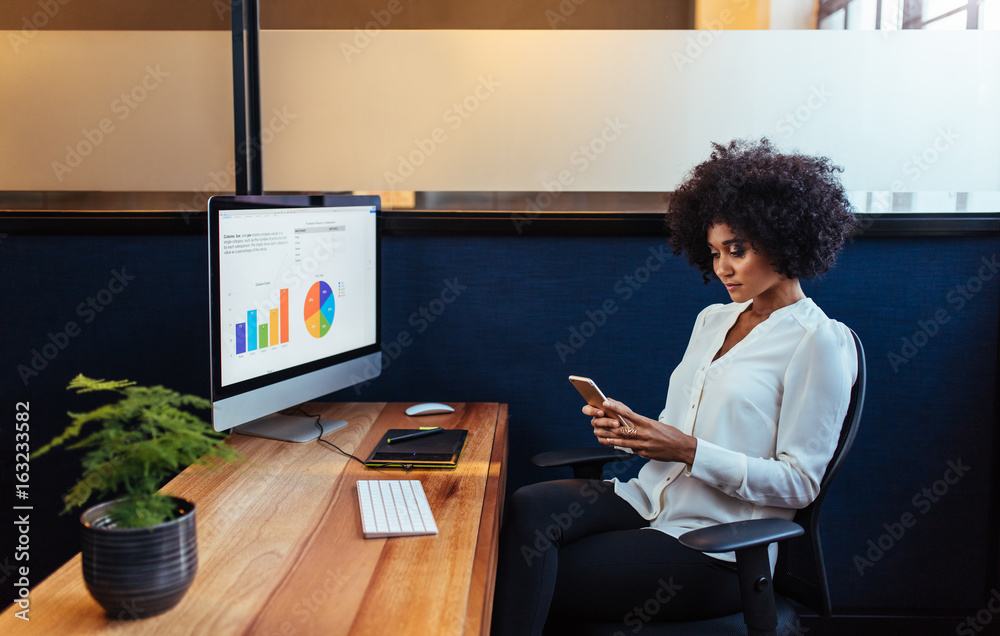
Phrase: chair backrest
[{"left": 773, "top": 328, "right": 866, "bottom": 617}]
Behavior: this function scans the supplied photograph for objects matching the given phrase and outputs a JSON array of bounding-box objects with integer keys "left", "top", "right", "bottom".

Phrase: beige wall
[
  {"left": 260, "top": 30, "right": 1000, "bottom": 193},
  {"left": 769, "top": 0, "right": 819, "bottom": 29},
  {"left": 694, "top": 0, "right": 817, "bottom": 31},
  {"left": 0, "top": 31, "right": 233, "bottom": 191},
  {"left": 2, "top": 28, "right": 997, "bottom": 195},
  {"left": 695, "top": 0, "right": 770, "bottom": 30},
  {"left": 0, "top": 0, "right": 228, "bottom": 30},
  {"left": 0, "top": 0, "right": 693, "bottom": 30}
]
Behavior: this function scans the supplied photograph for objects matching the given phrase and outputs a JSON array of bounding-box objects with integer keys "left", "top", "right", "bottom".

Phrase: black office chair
[{"left": 533, "top": 329, "right": 866, "bottom": 636}]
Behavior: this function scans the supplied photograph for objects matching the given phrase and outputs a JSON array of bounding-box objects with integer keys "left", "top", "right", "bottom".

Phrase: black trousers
[{"left": 491, "top": 479, "right": 742, "bottom": 635}]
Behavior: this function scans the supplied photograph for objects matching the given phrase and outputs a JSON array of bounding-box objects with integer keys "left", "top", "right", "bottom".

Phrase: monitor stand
[{"left": 233, "top": 413, "right": 348, "bottom": 443}]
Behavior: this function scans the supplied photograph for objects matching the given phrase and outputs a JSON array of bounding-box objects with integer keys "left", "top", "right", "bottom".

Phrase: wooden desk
[{"left": 3, "top": 402, "right": 507, "bottom": 635}]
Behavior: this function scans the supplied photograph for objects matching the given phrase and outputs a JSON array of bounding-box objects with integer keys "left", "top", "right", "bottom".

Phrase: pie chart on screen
[{"left": 304, "top": 281, "right": 335, "bottom": 338}]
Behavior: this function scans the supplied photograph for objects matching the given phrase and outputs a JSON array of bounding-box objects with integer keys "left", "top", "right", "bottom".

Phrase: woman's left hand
[{"left": 590, "top": 399, "right": 698, "bottom": 465}]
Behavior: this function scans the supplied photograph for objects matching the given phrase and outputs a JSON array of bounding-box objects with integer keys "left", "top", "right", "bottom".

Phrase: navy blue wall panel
[
  {"left": 810, "top": 238, "right": 999, "bottom": 611},
  {"left": 1, "top": 231, "right": 997, "bottom": 615},
  {"left": 1, "top": 233, "right": 209, "bottom": 586}
]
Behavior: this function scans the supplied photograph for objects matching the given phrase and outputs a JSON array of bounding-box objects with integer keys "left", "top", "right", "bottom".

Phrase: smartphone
[{"left": 568, "top": 375, "right": 629, "bottom": 427}]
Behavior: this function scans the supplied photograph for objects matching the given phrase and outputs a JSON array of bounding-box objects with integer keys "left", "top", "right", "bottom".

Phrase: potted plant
[{"left": 33, "top": 374, "right": 242, "bottom": 619}]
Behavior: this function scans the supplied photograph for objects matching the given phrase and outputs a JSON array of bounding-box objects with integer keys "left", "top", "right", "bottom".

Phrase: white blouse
[{"left": 611, "top": 298, "right": 857, "bottom": 563}]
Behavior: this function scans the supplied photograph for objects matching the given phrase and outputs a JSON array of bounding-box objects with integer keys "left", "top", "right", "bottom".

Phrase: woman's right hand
[
  {"left": 584, "top": 400, "right": 697, "bottom": 465},
  {"left": 583, "top": 403, "right": 623, "bottom": 440}
]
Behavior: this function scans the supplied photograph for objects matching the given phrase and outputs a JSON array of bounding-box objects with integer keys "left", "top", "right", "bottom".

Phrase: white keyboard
[{"left": 357, "top": 480, "right": 439, "bottom": 538}]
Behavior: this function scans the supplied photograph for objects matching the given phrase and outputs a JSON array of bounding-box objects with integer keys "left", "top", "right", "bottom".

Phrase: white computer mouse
[{"left": 405, "top": 402, "right": 456, "bottom": 416}]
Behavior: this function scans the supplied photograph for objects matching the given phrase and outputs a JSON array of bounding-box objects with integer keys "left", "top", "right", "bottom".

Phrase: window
[{"left": 819, "top": 0, "right": 993, "bottom": 28}]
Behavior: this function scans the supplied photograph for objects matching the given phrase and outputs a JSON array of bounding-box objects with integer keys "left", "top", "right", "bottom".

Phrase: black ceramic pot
[{"left": 79, "top": 496, "right": 197, "bottom": 620}]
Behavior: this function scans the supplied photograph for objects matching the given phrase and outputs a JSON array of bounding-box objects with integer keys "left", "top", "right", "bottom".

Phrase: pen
[{"left": 386, "top": 427, "right": 444, "bottom": 444}]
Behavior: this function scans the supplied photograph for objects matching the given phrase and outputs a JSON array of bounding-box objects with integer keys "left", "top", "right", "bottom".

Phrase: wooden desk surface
[{"left": 3, "top": 402, "right": 507, "bottom": 635}]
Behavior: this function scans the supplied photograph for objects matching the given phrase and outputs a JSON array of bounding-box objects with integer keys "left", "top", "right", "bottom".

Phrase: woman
[{"left": 492, "top": 138, "right": 859, "bottom": 634}]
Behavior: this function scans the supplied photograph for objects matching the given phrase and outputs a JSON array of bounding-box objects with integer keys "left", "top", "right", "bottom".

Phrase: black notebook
[{"left": 364, "top": 429, "right": 468, "bottom": 469}]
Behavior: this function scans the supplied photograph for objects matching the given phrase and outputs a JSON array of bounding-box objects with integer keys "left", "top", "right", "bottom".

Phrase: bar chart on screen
[{"left": 235, "top": 288, "right": 290, "bottom": 354}]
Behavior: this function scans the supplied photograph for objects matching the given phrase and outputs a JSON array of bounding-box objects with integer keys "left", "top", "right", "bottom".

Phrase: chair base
[{"left": 543, "top": 594, "right": 799, "bottom": 636}]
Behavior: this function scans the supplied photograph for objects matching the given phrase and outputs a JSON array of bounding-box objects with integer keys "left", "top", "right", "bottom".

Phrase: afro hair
[{"left": 667, "top": 138, "right": 858, "bottom": 284}]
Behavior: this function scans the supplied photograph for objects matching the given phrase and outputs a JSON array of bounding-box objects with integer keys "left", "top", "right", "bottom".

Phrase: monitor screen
[{"left": 208, "top": 194, "right": 381, "bottom": 441}]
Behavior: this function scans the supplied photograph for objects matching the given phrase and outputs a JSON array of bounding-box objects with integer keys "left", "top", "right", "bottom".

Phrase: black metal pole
[
  {"left": 232, "top": 0, "right": 263, "bottom": 195},
  {"left": 231, "top": 1, "right": 247, "bottom": 195}
]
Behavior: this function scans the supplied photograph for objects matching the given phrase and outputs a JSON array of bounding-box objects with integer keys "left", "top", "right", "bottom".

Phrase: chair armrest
[
  {"left": 681, "top": 519, "right": 803, "bottom": 636},
  {"left": 531, "top": 448, "right": 633, "bottom": 480},
  {"left": 678, "top": 518, "right": 804, "bottom": 553}
]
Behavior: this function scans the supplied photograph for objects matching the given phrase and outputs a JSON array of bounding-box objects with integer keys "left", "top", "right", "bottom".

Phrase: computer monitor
[{"left": 207, "top": 194, "right": 381, "bottom": 442}]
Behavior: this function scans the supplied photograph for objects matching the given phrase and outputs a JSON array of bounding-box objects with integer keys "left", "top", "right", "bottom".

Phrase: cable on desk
[{"left": 286, "top": 406, "right": 383, "bottom": 468}]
